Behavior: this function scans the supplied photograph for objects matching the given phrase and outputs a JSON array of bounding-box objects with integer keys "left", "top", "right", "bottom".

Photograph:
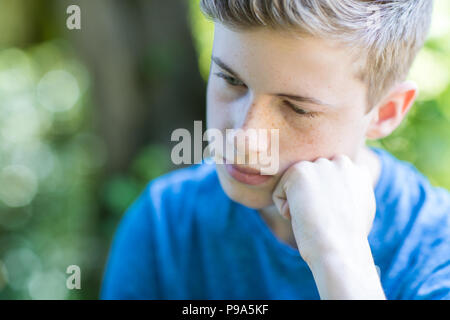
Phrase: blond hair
[{"left": 200, "top": 0, "right": 433, "bottom": 111}]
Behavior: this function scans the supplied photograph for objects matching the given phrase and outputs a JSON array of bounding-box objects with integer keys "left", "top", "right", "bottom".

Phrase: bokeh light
[
  {"left": 0, "top": 165, "right": 38, "bottom": 208},
  {"left": 36, "top": 70, "right": 80, "bottom": 113}
]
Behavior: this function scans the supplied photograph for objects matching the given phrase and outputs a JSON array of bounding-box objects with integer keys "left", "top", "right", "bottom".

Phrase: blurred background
[{"left": 0, "top": 0, "right": 448, "bottom": 299}]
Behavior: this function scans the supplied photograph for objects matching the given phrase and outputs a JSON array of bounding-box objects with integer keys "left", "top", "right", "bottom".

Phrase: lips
[
  {"left": 224, "top": 163, "right": 272, "bottom": 185},
  {"left": 231, "top": 164, "right": 261, "bottom": 175}
]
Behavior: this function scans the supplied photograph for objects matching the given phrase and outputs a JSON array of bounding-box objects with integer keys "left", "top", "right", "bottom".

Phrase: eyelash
[
  {"left": 283, "top": 101, "right": 318, "bottom": 118},
  {"left": 214, "top": 72, "right": 318, "bottom": 118},
  {"left": 214, "top": 72, "right": 246, "bottom": 87}
]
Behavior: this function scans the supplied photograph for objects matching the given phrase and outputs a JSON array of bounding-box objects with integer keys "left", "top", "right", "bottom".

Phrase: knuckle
[
  {"left": 293, "top": 161, "right": 313, "bottom": 172},
  {"left": 314, "top": 157, "right": 331, "bottom": 165},
  {"left": 334, "top": 154, "right": 353, "bottom": 167},
  {"left": 335, "top": 154, "right": 350, "bottom": 161},
  {"left": 290, "top": 161, "right": 314, "bottom": 179}
]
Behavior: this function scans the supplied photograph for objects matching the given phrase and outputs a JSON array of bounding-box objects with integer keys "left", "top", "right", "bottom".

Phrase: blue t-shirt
[{"left": 100, "top": 147, "right": 450, "bottom": 299}]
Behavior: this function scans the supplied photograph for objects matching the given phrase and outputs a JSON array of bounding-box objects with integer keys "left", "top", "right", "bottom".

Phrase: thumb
[{"left": 272, "top": 179, "right": 291, "bottom": 220}]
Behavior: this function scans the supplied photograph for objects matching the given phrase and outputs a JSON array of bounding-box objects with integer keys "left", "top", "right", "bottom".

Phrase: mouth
[{"left": 224, "top": 163, "right": 273, "bottom": 186}]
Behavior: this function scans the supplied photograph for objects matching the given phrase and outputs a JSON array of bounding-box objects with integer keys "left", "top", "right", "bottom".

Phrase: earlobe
[{"left": 365, "top": 81, "right": 418, "bottom": 140}]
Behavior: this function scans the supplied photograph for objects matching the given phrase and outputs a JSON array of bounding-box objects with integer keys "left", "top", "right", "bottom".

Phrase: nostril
[{"left": 225, "top": 128, "right": 272, "bottom": 164}]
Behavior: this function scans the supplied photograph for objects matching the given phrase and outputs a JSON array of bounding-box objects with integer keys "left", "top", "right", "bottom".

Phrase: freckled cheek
[
  {"left": 279, "top": 129, "right": 320, "bottom": 164},
  {"left": 330, "top": 116, "right": 367, "bottom": 152},
  {"left": 277, "top": 124, "right": 346, "bottom": 169},
  {"left": 278, "top": 120, "right": 365, "bottom": 167}
]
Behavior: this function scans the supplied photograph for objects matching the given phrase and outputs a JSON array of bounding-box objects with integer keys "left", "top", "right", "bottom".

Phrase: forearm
[{"left": 307, "top": 240, "right": 386, "bottom": 300}]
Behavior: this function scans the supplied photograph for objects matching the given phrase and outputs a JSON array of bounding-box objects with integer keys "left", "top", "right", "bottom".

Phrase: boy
[{"left": 100, "top": 0, "right": 450, "bottom": 299}]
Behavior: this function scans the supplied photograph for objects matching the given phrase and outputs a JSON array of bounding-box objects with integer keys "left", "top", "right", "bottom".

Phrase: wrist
[
  {"left": 300, "top": 234, "right": 369, "bottom": 267},
  {"left": 306, "top": 239, "right": 385, "bottom": 300}
]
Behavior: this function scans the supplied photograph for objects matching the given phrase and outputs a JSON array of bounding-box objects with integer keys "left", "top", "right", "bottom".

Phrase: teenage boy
[{"left": 101, "top": 0, "right": 450, "bottom": 300}]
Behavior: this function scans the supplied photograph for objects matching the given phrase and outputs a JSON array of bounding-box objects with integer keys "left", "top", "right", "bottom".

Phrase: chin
[{"left": 215, "top": 165, "right": 274, "bottom": 209}]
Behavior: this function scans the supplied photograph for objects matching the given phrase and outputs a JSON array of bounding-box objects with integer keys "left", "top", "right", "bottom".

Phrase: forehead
[{"left": 212, "top": 23, "right": 366, "bottom": 107}]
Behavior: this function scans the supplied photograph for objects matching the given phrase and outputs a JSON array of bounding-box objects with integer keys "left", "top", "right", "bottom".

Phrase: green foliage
[
  {"left": 188, "top": 0, "right": 214, "bottom": 80},
  {"left": 0, "top": 40, "right": 101, "bottom": 299}
]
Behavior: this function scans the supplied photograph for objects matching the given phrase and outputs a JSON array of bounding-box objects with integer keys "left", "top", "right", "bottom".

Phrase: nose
[{"left": 227, "top": 97, "right": 273, "bottom": 162}]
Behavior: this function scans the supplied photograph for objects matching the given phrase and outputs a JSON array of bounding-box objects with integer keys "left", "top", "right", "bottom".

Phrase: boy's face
[{"left": 207, "top": 23, "right": 378, "bottom": 209}]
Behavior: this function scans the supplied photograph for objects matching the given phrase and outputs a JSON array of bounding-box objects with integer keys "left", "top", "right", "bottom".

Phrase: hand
[
  {"left": 273, "top": 154, "right": 376, "bottom": 263},
  {"left": 272, "top": 154, "right": 384, "bottom": 299}
]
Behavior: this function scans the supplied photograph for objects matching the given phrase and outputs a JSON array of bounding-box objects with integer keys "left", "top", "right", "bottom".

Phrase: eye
[
  {"left": 284, "top": 100, "right": 318, "bottom": 118},
  {"left": 214, "top": 72, "right": 246, "bottom": 87}
]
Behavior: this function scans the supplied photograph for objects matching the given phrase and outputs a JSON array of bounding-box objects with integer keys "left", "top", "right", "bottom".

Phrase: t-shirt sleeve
[
  {"left": 404, "top": 238, "right": 450, "bottom": 300},
  {"left": 393, "top": 188, "right": 450, "bottom": 300},
  {"left": 413, "top": 262, "right": 450, "bottom": 299},
  {"left": 100, "top": 186, "right": 159, "bottom": 299}
]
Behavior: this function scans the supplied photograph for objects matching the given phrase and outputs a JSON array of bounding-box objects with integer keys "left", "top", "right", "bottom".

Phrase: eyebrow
[
  {"left": 211, "top": 55, "right": 337, "bottom": 109},
  {"left": 212, "top": 56, "right": 244, "bottom": 80},
  {"left": 274, "top": 93, "right": 336, "bottom": 109}
]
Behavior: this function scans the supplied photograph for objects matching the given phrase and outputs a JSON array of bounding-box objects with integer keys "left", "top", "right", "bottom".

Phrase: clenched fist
[{"left": 272, "top": 154, "right": 385, "bottom": 299}]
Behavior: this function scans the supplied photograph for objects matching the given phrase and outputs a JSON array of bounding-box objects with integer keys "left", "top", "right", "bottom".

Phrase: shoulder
[
  {"left": 370, "top": 147, "right": 450, "bottom": 299},
  {"left": 145, "top": 161, "right": 217, "bottom": 204},
  {"left": 138, "top": 160, "right": 229, "bottom": 226},
  {"left": 101, "top": 161, "right": 227, "bottom": 299},
  {"left": 371, "top": 146, "right": 450, "bottom": 238},
  {"left": 371, "top": 146, "right": 450, "bottom": 223}
]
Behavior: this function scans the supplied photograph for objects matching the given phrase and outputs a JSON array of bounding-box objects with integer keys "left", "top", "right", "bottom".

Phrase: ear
[{"left": 366, "top": 80, "right": 418, "bottom": 140}]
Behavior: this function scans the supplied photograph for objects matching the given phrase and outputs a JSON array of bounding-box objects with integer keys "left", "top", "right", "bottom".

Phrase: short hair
[{"left": 200, "top": 0, "right": 433, "bottom": 112}]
